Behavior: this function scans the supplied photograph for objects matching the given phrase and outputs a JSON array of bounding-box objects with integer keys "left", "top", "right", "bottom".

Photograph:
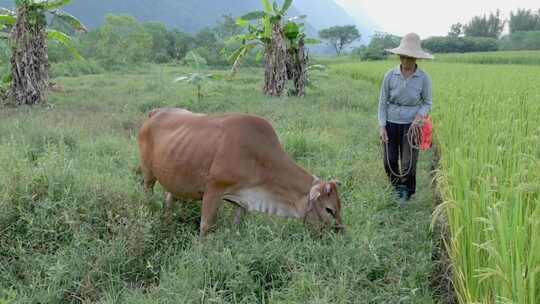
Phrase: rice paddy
[{"left": 333, "top": 56, "right": 540, "bottom": 304}]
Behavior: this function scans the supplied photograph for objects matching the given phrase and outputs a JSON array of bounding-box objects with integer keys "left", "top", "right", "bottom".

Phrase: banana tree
[
  {"left": 0, "top": 0, "right": 86, "bottom": 106},
  {"left": 228, "top": 0, "right": 318, "bottom": 97},
  {"left": 228, "top": 0, "right": 293, "bottom": 97},
  {"left": 283, "top": 18, "right": 319, "bottom": 97}
]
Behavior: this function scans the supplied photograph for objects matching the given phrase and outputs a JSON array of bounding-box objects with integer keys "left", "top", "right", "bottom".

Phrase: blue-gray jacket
[{"left": 378, "top": 65, "right": 432, "bottom": 127}]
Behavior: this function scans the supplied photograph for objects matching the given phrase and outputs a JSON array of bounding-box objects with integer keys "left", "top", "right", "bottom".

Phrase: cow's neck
[{"left": 264, "top": 165, "right": 316, "bottom": 218}]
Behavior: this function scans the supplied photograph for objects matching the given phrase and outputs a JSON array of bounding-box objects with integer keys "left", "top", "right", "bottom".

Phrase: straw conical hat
[{"left": 386, "top": 33, "right": 434, "bottom": 59}]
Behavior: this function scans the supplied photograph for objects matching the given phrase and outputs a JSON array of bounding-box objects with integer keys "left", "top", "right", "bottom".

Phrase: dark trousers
[{"left": 383, "top": 122, "right": 419, "bottom": 195}]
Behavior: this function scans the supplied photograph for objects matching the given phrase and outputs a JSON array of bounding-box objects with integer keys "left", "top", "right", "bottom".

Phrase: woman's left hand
[{"left": 412, "top": 114, "right": 423, "bottom": 126}]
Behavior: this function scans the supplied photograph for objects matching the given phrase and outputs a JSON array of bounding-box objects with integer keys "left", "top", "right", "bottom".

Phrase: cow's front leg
[
  {"left": 233, "top": 206, "right": 246, "bottom": 226},
  {"left": 200, "top": 189, "right": 222, "bottom": 236}
]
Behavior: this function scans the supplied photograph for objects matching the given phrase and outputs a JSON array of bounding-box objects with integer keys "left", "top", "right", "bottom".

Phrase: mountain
[
  {"left": 294, "top": 0, "right": 374, "bottom": 44},
  {"left": 0, "top": 0, "right": 375, "bottom": 53},
  {"left": 64, "top": 0, "right": 314, "bottom": 33},
  {"left": 0, "top": 0, "right": 373, "bottom": 35},
  {"left": 0, "top": 0, "right": 302, "bottom": 32}
]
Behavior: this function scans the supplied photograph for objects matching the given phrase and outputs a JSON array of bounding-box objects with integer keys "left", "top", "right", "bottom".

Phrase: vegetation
[
  {"left": 0, "top": 0, "right": 85, "bottom": 106},
  {"left": 174, "top": 51, "right": 219, "bottom": 102},
  {"left": 333, "top": 55, "right": 540, "bottom": 304},
  {"left": 0, "top": 0, "right": 292, "bottom": 33},
  {"left": 433, "top": 8, "right": 540, "bottom": 53},
  {"left": 229, "top": 0, "right": 313, "bottom": 97},
  {"left": 509, "top": 9, "right": 540, "bottom": 33},
  {"left": 353, "top": 32, "right": 400, "bottom": 61},
  {"left": 499, "top": 31, "right": 540, "bottom": 51},
  {"left": 318, "top": 25, "right": 360, "bottom": 55},
  {"left": 463, "top": 10, "right": 505, "bottom": 38},
  {"left": 434, "top": 50, "right": 540, "bottom": 65},
  {"left": 448, "top": 23, "right": 463, "bottom": 37},
  {"left": 0, "top": 64, "right": 438, "bottom": 303},
  {"left": 2, "top": 2, "right": 540, "bottom": 303},
  {"left": 422, "top": 36, "right": 498, "bottom": 53}
]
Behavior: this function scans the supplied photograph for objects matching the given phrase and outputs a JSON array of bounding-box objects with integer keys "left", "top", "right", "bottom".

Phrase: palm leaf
[
  {"left": 240, "top": 11, "right": 266, "bottom": 21},
  {"left": 281, "top": 0, "right": 293, "bottom": 14},
  {"left": 47, "top": 29, "right": 83, "bottom": 60},
  {"left": 173, "top": 76, "right": 189, "bottom": 83},
  {"left": 50, "top": 10, "right": 87, "bottom": 33},
  {"left": 227, "top": 45, "right": 246, "bottom": 63},
  {"left": 283, "top": 21, "right": 300, "bottom": 40},
  {"left": 272, "top": 1, "right": 279, "bottom": 14},
  {"left": 30, "top": 0, "right": 72, "bottom": 10},
  {"left": 263, "top": 16, "right": 272, "bottom": 39},
  {"left": 236, "top": 18, "right": 249, "bottom": 27},
  {"left": 230, "top": 43, "right": 256, "bottom": 76},
  {"left": 261, "top": 0, "right": 272, "bottom": 14}
]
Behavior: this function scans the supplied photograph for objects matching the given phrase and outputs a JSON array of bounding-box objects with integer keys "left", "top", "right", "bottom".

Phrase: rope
[{"left": 383, "top": 124, "right": 422, "bottom": 179}]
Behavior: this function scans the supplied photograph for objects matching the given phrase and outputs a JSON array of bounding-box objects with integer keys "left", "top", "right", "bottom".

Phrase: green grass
[
  {"left": 333, "top": 60, "right": 540, "bottom": 304},
  {"left": 0, "top": 65, "right": 438, "bottom": 303},
  {"left": 434, "top": 50, "right": 540, "bottom": 65}
]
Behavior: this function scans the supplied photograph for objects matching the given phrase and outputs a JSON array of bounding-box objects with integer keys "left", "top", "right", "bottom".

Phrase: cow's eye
[{"left": 325, "top": 207, "right": 335, "bottom": 216}]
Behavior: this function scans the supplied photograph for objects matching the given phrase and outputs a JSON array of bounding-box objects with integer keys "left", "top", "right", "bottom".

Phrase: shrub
[
  {"left": 50, "top": 60, "right": 105, "bottom": 78},
  {"left": 353, "top": 45, "right": 388, "bottom": 61},
  {"left": 498, "top": 31, "right": 540, "bottom": 50},
  {"left": 353, "top": 32, "right": 400, "bottom": 61}
]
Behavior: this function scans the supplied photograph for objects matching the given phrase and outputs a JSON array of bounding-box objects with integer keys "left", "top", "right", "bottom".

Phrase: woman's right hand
[{"left": 379, "top": 127, "right": 389, "bottom": 143}]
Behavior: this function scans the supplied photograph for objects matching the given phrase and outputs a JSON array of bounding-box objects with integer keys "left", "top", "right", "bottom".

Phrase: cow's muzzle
[{"left": 333, "top": 224, "right": 346, "bottom": 234}]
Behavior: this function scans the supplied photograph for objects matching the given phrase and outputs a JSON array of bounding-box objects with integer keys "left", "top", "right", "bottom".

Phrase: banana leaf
[{"left": 47, "top": 29, "right": 83, "bottom": 60}]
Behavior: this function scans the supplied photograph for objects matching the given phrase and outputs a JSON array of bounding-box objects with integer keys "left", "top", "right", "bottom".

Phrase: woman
[{"left": 378, "top": 33, "right": 433, "bottom": 203}]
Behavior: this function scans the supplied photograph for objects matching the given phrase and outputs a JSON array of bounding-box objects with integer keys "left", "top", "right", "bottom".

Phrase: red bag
[{"left": 420, "top": 116, "right": 433, "bottom": 151}]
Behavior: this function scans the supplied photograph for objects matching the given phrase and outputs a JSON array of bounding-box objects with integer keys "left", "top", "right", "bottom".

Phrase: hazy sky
[{"left": 335, "top": 0, "right": 540, "bottom": 38}]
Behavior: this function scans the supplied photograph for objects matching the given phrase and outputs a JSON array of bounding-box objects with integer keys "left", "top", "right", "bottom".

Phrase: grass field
[
  {"left": 434, "top": 50, "right": 540, "bottom": 65},
  {"left": 334, "top": 57, "right": 540, "bottom": 303},
  {"left": 0, "top": 65, "right": 438, "bottom": 303}
]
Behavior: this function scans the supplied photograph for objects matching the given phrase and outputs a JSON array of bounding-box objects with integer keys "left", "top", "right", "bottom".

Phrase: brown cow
[{"left": 138, "top": 108, "right": 344, "bottom": 236}]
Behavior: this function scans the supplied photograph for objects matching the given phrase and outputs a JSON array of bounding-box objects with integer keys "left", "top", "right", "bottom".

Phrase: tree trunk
[
  {"left": 9, "top": 5, "right": 49, "bottom": 106},
  {"left": 263, "top": 23, "right": 287, "bottom": 97},
  {"left": 286, "top": 36, "right": 308, "bottom": 97},
  {"left": 294, "top": 37, "right": 308, "bottom": 97}
]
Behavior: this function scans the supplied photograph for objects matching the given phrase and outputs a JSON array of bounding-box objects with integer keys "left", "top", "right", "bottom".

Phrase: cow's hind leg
[{"left": 200, "top": 188, "right": 223, "bottom": 237}]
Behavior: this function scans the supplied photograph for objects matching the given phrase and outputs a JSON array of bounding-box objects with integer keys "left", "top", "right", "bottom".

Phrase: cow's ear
[
  {"left": 309, "top": 184, "right": 321, "bottom": 201},
  {"left": 324, "top": 183, "right": 333, "bottom": 195}
]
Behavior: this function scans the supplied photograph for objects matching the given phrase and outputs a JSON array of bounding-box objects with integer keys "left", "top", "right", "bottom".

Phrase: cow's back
[
  {"left": 139, "top": 109, "right": 222, "bottom": 198},
  {"left": 139, "top": 109, "right": 298, "bottom": 200}
]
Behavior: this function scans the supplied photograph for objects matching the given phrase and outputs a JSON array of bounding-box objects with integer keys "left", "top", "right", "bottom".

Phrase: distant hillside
[
  {"left": 0, "top": 0, "right": 375, "bottom": 53},
  {"left": 294, "top": 0, "right": 374, "bottom": 43},
  {"left": 0, "top": 0, "right": 373, "bottom": 36},
  {"left": 0, "top": 0, "right": 266, "bottom": 32}
]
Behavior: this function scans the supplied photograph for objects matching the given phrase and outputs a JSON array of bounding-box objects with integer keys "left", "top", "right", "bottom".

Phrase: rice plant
[{"left": 334, "top": 60, "right": 540, "bottom": 304}]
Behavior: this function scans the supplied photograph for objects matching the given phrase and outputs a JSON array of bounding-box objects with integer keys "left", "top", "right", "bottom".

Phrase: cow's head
[{"left": 306, "top": 180, "right": 345, "bottom": 233}]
